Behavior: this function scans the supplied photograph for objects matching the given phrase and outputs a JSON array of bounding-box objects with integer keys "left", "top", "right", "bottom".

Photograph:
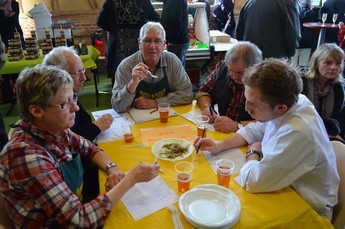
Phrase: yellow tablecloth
[
  {"left": 0, "top": 46, "right": 100, "bottom": 74},
  {"left": 99, "top": 104, "right": 332, "bottom": 229}
]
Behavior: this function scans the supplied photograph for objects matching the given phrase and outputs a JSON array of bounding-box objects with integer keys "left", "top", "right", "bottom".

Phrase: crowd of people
[{"left": 0, "top": 0, "right": 345, "bottom": 228}]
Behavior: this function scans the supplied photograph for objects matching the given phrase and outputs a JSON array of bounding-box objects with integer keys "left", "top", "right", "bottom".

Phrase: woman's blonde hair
[{"left": 306, "top": 43, "right": 344, "bottom": 83}]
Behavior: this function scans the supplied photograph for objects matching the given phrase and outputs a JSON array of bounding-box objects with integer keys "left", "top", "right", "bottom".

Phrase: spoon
[{"left": 148, "top": 71, "right": 158, "bottom": 78}]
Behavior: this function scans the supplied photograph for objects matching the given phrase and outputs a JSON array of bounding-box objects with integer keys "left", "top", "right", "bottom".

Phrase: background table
[
  {"left": 0, "top": 46, "right": 101, "bottom": 108},
  {"left": 98, "top": 104, "right": 332, "bottom": 228},
  {"left": 303, "top": 22, "right": 339, "bottom": 48}
]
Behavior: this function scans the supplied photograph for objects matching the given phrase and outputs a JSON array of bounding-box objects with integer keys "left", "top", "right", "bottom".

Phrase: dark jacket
[
  {"left": 321, "top": 0, "right": 345, "bottom": 44},
  {"left": 70, "top": 101, "right": 100, "bottom": 141},
  {"left": 213, "top": 0, "right": 236, "bottom": 36},
  {"left": 236, "top": 0, "right": 300, "bottom": 58},
  {"left": 208, "top": 62, "right": 253, "bottom": 122},
  {"left": 302, "top": 77, "right": 345, "bottom": 137},
  {"left": 0, "top": 113, "right": 8, "bottom": 151},
  {"left": 161, "top": 0, "right": 189, "bottom": 44}
]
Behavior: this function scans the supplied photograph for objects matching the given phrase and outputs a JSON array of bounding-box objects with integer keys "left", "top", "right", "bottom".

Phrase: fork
[
  {"left": 167, "top": 205, "right": 184, "bottom": 229},
  {"left": 148, "top": 70, "right": 158, "bottom": 78}
]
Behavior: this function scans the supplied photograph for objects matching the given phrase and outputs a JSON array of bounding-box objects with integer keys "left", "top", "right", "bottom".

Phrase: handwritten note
[
  {"left": 128, "top": 107, "right": 178, "bottom": 123},
  {"left": 91, "top": 109, "right": 132, "bottom": 143},
  {"left": 140, "top": 124, "right": 194, "bottom": 144},
  {"left": 203, "top": 148, "right": 246, "bottom": 174},
  {"left": 121, "top": 177, "right": 179, "bottom": 221},
  {"left": 180, "top": 109, "right": 215, "bottom": 132}
]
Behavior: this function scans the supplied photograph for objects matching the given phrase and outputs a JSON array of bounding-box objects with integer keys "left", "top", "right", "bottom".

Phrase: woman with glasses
[
  {"left": 111, "top": 21, "right": 193, "bottom": 113},
  {"left": 0, "top": 65, "right": 161, "bottom": 228}
]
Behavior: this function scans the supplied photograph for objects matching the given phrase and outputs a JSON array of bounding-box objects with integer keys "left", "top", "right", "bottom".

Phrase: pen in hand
[
  {"left": 209, "top": 105, "right": 215, "bottom": 123},
  {"left": 196, "top": 126, "right": 206, "bottom": 154}
]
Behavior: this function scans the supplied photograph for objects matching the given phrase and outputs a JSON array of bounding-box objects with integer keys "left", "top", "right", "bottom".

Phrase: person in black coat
[
  {"left": 96, "top": 0, "right": 160, "bottom": 86},
  {"left": 321, "top": 0, "right": 345, "bottom": 44},
  {"left": 161, "top": 0, "right": 190, "bottom": 66}
]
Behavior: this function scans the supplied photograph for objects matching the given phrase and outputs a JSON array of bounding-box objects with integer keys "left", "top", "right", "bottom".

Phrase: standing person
[
  {"left": 96, "top": 0, "right": 160, "bottom": 86},
  {"left": 236, "top": 0, "right": 301, "bottom": 59},
  {"left": 292, "top": 0, "right": 319, "bottom": 68},
  {"left": 194, "top": 58, "right": 339, "bottom": 220},
  {"left": 196, "top": 41, "right": 262, "bottom": 133},
  {"left": 161, "top": 0, "right": 190, "bottom": 67},
  {"left": 0, "top": 65, "right": 160, "bottom": 228},
  {"left": 301, "top": 43, "right": 345, "bottom": 140},
  {"left": 212, "top": 0, "right": 236, "bottom": 37},
  {"left": 111, "top": 22, "right": 193, "bottom": 113},
  {"left": 321, "top": 0, "right": 345, "bottom": 44},
  {"left": 0, "top": 0, "right": 15, "bottom": 48},
  {"left": 7, "top": 0, "right": 24, "bottom": 49},
  {"left": 42, "top": 46, "right": 114, "bottom": 202}
]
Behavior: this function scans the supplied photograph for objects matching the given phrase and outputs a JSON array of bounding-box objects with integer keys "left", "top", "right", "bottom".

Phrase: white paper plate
[
  {"left": 151, "top": 138, "right": 193, "bottom": 161},
  {"left": 179, "top": 184, "right": 241, "bottom": 229}
]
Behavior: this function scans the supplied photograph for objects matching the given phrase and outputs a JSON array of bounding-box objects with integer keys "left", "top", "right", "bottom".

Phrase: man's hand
[
  {"left": 213, "top": 116, "right": 237, "bottom": 133},
  {"left": 93, "top": 114, "right": 113, "bottom": 132},
  {"left": 127, "top": 62, "right": 150, "bottom": 94},
  {"left": 133, "top": 97, "right": 157, "bottom": 109}
]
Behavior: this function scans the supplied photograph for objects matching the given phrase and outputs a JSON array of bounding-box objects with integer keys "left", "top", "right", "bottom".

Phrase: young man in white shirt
[{"left": 194, "top": 58, "right": 340, "bottom": 220}]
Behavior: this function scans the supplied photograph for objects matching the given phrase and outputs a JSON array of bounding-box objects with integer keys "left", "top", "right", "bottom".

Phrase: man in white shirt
[{"left": 194, "top": 58, "right": 340, "bottom": 219}]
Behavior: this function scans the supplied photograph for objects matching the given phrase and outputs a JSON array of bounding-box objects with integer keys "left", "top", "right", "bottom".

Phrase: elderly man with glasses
[
  {"left": 196, "top": 41, "right": 263, "bottom": 133},
  {"left": 111, "top": 21, "right": 193, "bottom": 113},
  {"left": 42, "top": 46, "right": 117, "bottom": 202}
]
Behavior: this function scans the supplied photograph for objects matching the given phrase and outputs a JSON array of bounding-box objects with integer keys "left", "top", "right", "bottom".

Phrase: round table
[{"left": 303, "top": 22, "right": 339, "bottom": 48}]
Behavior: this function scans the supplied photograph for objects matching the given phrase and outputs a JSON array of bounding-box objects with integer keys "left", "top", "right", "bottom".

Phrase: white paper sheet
[
  {"left": 127, "top": 107, "right": 178, "bottom": 123},
  {"left": 203, "top": 148, "right": 246, "bottom": 174},
  {"left": 180, "top": 108, "right": 215, "bottom": 132},
  {"left": 91, "top": 109, "right": 132, "bottom": 143},
  {"left": 121, "top": 176, "right": 179, "bottom": 221}
]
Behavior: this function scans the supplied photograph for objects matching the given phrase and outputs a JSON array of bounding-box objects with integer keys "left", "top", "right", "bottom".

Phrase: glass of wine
[
  {"left": 332, "top": 13, "right": 338, "bottom": 26},
  {"left": 322, "top": 13, "right": 327, "bottom": 26}
]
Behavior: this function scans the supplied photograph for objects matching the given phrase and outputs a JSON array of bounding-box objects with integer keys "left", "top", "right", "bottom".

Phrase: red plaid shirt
[{"left": 0, "top": 120, "right": 112, "bottom": 228}]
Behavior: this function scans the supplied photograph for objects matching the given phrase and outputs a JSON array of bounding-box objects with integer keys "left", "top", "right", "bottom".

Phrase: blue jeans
[{"left": 167, "top": 42, "right": 190, "bottom": 67}]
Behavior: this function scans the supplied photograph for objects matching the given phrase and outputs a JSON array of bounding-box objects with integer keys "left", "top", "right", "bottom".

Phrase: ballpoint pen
[
  {"left": 149, "top": 108, "right": 159, "bottom": 114},
  {"left": 209, "top": 104, "right": 215, "bottom": 123},
  {"left": 196, "top": 126, "right": 206, "bottom": 154}
]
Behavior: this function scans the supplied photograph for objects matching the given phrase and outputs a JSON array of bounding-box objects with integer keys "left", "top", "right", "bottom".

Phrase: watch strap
[
  {"left": 245, "top": 149, "right": 263, "bottom": 160},
  {"left": 105, "top": 162, "right": 117, "bottom": 172}
]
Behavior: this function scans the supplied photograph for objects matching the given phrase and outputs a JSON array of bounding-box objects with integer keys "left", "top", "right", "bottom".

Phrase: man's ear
[
  {"left": 276, "top": 104, "right": 288, "bottom": 115},
  {"left": 28, "top": 105, "right": 44, "bottom": 119}
]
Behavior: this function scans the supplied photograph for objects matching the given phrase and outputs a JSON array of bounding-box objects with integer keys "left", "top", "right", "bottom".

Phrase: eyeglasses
[
  {"left": 47, "top": 95, "right": 78, "bottom": 110},
  {"left": 227, "top": 69, "right": 244, "bottom": 77},
  {"left": 141, "top": 39, "right": 164, "bottom": 46},
  {"left": 68, "top": 68, "right": 86, "bottom": 78}
]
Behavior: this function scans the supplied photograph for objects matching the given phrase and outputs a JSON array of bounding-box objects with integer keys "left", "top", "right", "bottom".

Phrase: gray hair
[
  {"left": 42, "top": 46, "right": 78, "bottom": 71},
  {"left": 139, "top": 21, "right": 166, "bottom": 41},
  {"left": 16, "top": 65, "right": 73, "bottom": 120},
  {"left": 224, "top": 41, "right": 263, "bottom": 69}
]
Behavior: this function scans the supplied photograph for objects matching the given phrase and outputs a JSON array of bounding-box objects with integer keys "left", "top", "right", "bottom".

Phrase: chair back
[
  {"left": 0, "top": 194, "right": 14, "bottom": 229},
  {"left": 331, "top": 141, "right": 345, "bottom": 229}
]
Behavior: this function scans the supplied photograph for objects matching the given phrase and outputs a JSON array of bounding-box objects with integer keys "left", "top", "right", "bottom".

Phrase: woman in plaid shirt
[{"left": 0, "top": 65, "right": 160, "bottom": 228}]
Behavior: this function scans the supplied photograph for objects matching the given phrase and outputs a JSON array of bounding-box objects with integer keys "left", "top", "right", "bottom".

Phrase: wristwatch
[
  {"left": 237, "top": 121, "right": 244, "bottom": 130},
  {"left": 245, "top": 149, "right": 263, "bottom": 160},
  {"left": 105, "top": 162, "right": 118, "bottom": 172}
]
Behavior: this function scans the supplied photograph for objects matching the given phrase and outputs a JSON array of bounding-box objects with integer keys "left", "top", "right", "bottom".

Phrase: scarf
[{"left": 307, "top": 79, "right": 334, "bottom": 118}]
